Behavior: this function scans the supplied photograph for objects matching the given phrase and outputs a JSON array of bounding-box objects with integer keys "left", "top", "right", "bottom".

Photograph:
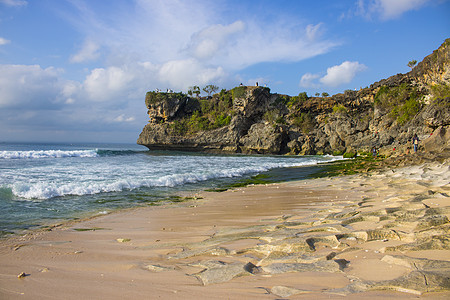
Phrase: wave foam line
[
  {"left": 0, "top": 149, "right": 98, "bottom": 159},
  {"left": 8, "top": 156, "right": 343, "bottom": 200}
]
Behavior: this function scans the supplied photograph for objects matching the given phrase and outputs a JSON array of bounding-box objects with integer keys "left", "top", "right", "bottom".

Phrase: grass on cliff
[
  {"left": 145, "top": 91, "right": 186, "bottom": 107},
  {"left": 231, "top": 86, "right": 247, "bottom": 99},
  {"left": 430, "top": 83, "right": 450, "bottom": 100},
  {"left": 170, "top": 89, "right": 234, "bottom": 135},
  {"left": 291, "top": 112, "right": 315, "bottom": 133},
  {"left": 374, "top": 83, "right": 423, "bottom": 125}
]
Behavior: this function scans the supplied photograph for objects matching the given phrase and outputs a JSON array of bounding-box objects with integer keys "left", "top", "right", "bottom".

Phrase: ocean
[{"left": 0, "top": 142, "right": 343, "bottom": 236}]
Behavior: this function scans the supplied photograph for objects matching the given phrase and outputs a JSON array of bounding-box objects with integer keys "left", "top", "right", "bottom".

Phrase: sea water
[{"left": 0, "top": 142, "right": 342, "bottom": 235}]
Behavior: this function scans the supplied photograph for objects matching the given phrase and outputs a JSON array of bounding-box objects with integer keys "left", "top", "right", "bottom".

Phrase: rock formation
[{"left": 138, "top": 39, "right": 450, "bottom": 156}]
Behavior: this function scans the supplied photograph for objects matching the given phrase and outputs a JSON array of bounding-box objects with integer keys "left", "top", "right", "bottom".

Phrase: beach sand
[{"left": 1, "top": 160, "right": 449, "bottom": 299}]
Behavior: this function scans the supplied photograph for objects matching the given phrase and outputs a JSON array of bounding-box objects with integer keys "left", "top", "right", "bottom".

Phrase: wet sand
[{"left": 0, "top": 160, "right": 449, "bottom": 299}]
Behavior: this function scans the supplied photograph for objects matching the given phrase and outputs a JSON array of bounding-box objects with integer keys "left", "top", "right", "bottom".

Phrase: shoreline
[
  {"left": 0, "top": 161, "right": 330, "bottom": 238},
  {"left": 0, "top": 158, "right": 449, "bottom": 299}
]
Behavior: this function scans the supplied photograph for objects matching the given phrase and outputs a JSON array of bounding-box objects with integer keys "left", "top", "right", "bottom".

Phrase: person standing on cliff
[
  {"left": 412, "top": 134, "right": 419, "bottom": 152},
  {"left": 372, "top": 146, "right": 377, "bottom": 157}
]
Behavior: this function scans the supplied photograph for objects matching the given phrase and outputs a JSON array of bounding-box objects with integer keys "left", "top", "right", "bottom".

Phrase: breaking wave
[
  {"left": 0, "top": 149, "right": 98, "bottom": 159},
  {"left": 6, "top": 156, "right": 340, "bottom": 200}
]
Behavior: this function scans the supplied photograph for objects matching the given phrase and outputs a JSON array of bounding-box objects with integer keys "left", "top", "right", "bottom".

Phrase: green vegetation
[
  {"left": 170, "top": 89, "right": 234, "bottom": 135},
  {"left": 322, "top": 92, "right": 329, "bottom": 97},
  {"left": 430, "top": 83, "right": 450, "bottom": 100},
  {"left": 286, "top": 92, "right": 309, "bottom": 109},
  {"left": 292, "top": 112, "right": 315, "bottom": 133},
  {"left": 310, "top": 155, "right": 384, "bottom": 178},
  {"left": 231, "top": 86, "right": 247, "bottom": 99},
  {"left": 407, "top": 59, "right": 417, "bottom": 69},
  {"left": 343, "top": 151, "right": 357, "bottom": 158},
  {"left": 226, "top": 174, "right": 276, "bottom": 188},
  {"left": 204, "top": 174, "right": 278, "bottom": 192},
  {"left": 274, "top": 94, "right": 290, "bottom": 106},
  {"left": 171, "top": 111, "right": 231, "bottom": 135},
  {"left": 393, "top": 97, "right": 421, "bottom": 125},
  {"left": 145, "top": 91, "right": 186, "bottom": 107},
  {"left": 332, "top": 104, "right": 347, "bottom": 114},
  {"left": 203, "top": 84, "right": 219, "bottom": 96},
  {"left": 204, "top": 188, "right": 228, "bottom": 192},
  {"left": 73, "top": 227, "right": 106, "bottom": 232},
  {"left": 263, "top": 109, "right": 280, "bottom": 124},
  {"left": 188, "top": 86, "right": 201, "bottom": 97},
  {"left": 147, "top": 195, "right": 203, "bottom": 205},
  {"left": 374, "top": 83, "right": 422, "bottom": 125}
]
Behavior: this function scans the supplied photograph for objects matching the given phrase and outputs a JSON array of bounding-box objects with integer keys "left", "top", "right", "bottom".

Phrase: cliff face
[{"left": 138, "top": 39, "right": 450, "bottom": 156}]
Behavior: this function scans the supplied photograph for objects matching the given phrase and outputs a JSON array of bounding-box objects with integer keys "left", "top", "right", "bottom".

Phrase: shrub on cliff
[
  {"left": 333, "top": 104, "right": 348, "bottom": 114},
  {"left": 231, "top": 86, "right": 247, "bottom": 99},
  {"left": 430, "top": 83, "right": 450, "bottom": 100},
  {"left": 287, "top": 92, "right": 309, "bottom": 109},
  {"left": 374, "top": 83, "right": 423, "bottom": 125},
  {"left": 168, "top": 90, "right": 233, "bottom": 135},
  {"left": 292, "top": 112, "right": 315, "bottom": 134},
  {"left": 145, "top": 91, "right": 187, "bottom": 107}
]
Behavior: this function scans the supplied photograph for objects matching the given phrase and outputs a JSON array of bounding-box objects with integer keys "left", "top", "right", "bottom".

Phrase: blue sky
[{"left": 0, "top": 0, "right": 449, "bottom": 143}]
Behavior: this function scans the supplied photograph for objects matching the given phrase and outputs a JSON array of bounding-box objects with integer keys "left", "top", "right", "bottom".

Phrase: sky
[{"left": 0, "top": 0, "right": 449, "bottom": 143}]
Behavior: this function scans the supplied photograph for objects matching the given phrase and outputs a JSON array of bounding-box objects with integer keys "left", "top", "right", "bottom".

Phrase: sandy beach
[{"left": 1, "top": 159, "right": 449, "bottom": 299}]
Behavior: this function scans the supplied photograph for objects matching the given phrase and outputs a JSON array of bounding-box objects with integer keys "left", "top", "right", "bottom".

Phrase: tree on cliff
[
  {"left": 188, "top": 86, "right": 201, "bottom": 98},
  {"left": 203, "top": 85, "right": 219, "bottom": 97},
  {"left": 408, "top": 60, "right": 417, "bottom": 69}
]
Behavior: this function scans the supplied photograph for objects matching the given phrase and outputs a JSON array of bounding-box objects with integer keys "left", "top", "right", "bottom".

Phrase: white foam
[
  {"left": 4, "top": 153, "right": 345, "bottom": 200},
  {"left": 0, "top": 149, "right": 98, "bottom": 159}
]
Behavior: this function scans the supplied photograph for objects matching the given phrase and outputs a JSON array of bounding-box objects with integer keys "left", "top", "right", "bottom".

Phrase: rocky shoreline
[{"left": 147, "top": 159, "right": 450, "bottom": 297}]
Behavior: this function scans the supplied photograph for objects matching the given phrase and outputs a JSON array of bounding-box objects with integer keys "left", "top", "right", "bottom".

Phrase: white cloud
[
  {"left": 378, "top": 0, "right": 430, "bottom": 19},
  {"left": 1, "top": 1, "right": 343, "bottom": 142},
  {"left": 299, "top": 73, "right": 321, "bottom": 88},
  {"left": 158, "top": 59, "right": 226, "bottom": 91},
  {"left": 356, "top": 0, "right": 431, "bottom": 20},
  {"left": 65, "top": 1, "right": 337, "bottom": 72},
  {"left": 305, "top": 23, "right": 324, "bottom": 41},
  {"left": 299, "top": 61, "right": 367, "bottom": 88},
  {"left": 114, "top": 114, "right": 135, "bottom": 123},
  {"left": 0, "top": 37, "right": 11, "bottom": 45},
  {"left": 0, "top": 63, "right": 148, "bottom": 142},
  {"left": 0, "top": 64, "right": 65, "bottom": 108},
  {"left": 191, "top": 20, "right": 337, "bottom": 70},
  {"left": 70, "top": 39, "right": 100, "bottom": 63},
  {"left": 83, "top": 66, "right": 135, "bottom": 101},
  {"left": 0, "top": 0, "right": 27, "bottom": 7},
  {"left": 187, "top": 21, "right": 245, "bottom": 60},
  {"left": 320, "top": 61, "right": 367, "bottom": 87}
]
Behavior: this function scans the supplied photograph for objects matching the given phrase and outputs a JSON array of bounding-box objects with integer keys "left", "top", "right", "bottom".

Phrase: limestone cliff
[{"left": 138, "top": 39, "right": 450, "bottom": 156}]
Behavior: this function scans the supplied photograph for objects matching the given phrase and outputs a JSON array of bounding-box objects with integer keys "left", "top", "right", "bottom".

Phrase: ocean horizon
[{"left": 0, "top": 142, "right": 343, "bottom": 236}]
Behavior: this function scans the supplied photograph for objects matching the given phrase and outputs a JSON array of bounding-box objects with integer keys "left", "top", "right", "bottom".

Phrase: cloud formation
[
  {"left": 0, "top": 37, "right": 11, "bottom": 45},
  {"left": 356, "top": 0, "right": 431, "bottom": 20},
  {"left": 62, "top": 0, "right": 337, "bottom": 90},
  {"left": 299, "top": 73, "right": 321, "bottom": 88},
  {"left": 187, "top": 21, "right": 245, "bottom": 60},
  {"left": 0, "top": 64, "right": 65, "bottom": 109},
  {"left": 0, "top": 0, "right": 27, "bottom": 7},
  {"left": 320, "top": 61, "right": 367, "bottom": 87},
  {"left": 300, "top": 61, "right": 367, "bottom": 88},
  {"left": 2, "top": 0, "right": 443, "bottom": 143},
  {"left": 70, "top": 39, "right": 101, "bottom": 63}
]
